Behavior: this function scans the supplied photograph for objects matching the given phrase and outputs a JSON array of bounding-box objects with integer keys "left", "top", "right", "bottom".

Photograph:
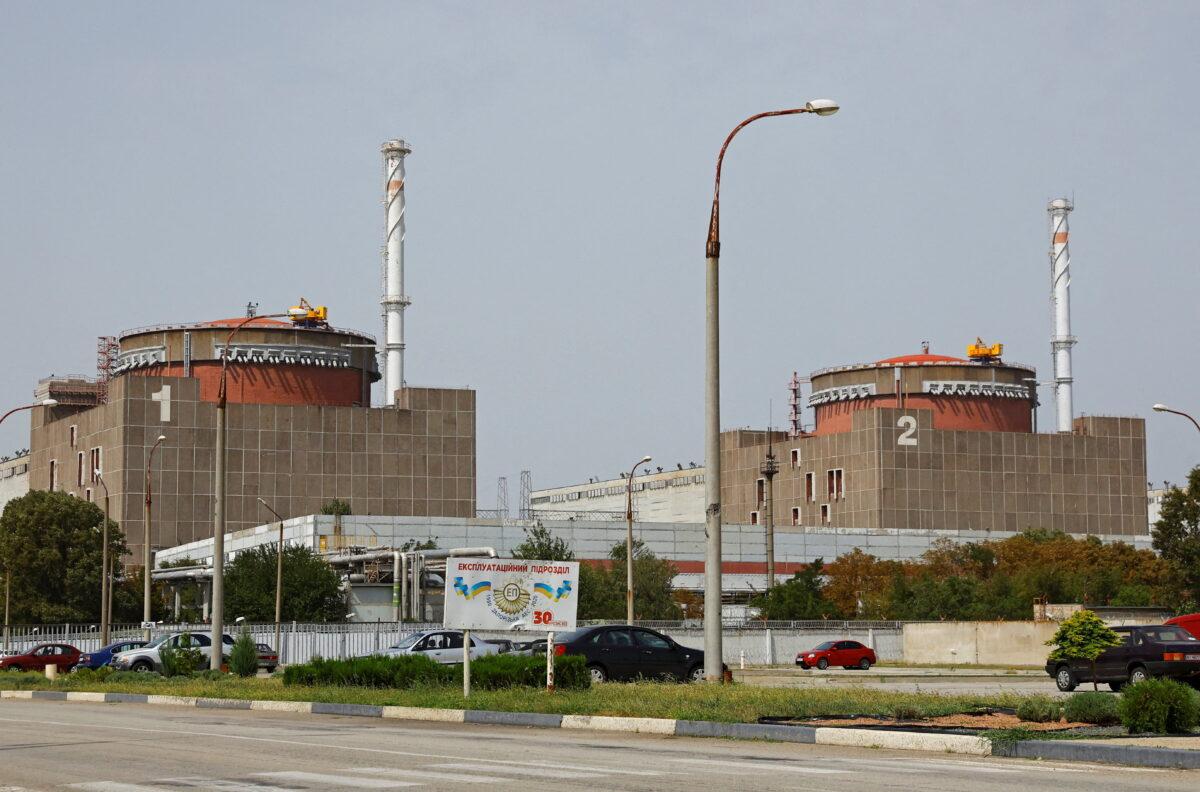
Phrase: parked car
[
  {"left": 796, "top": 640, "right": 877, "bottom": 670},
  {"left": 486, "top": 638, "right": 516, "bottom": 655},
  {"left": 0, "top": 643, "right": 81, "bottom": 673},
  {"left": 110, "top": 632, "right": 235, "bottom": 673},
  {"left": 379, "top": 630, "right": 500, "bottom": 664},
  {"left": 77, "top": 640, "right": 148, "bottom": 670},
  {"left": 551, "top": 625, "right": 724, "bottom": 683},
  {"left": 255, "top": 643, "right": 278, "bottom": 673},
  {"left": 1165, "top": 613, "right": 1200, "bottom": 639},
  {"left": 1046, "top": 624, "right": 1200, "bottom": 692}
]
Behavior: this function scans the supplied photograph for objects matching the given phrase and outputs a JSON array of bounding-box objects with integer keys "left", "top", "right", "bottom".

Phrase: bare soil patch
[{"left": 806, "top": 712, "right": 1089, "bottom": 731}]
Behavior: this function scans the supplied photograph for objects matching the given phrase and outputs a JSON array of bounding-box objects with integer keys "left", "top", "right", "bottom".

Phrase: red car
[
  {"left": 0, "top": 643, "right": 81, "bottom": 673},
  {"left": 796, "top": 639, "right": 876, "bottom": 670},
  {"left": 1165, "top": 613, "right": 1200, "bottom": 639}
]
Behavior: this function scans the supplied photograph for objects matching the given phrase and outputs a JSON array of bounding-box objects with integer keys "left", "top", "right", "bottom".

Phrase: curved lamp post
[
  {"left": 210, "top": 310, "right": 307, "bottom": 669},
  {"left": 257, "top": 497, "right": 286, "bottom": 664},
  {"left": 703, "top": 100, "right": 838, "bottom": 682},
  {"left": 1153, "top": 404, "right": 1200, "bottom": 435},
  {"left": 94, "top": 471, "right": 111, "bottom": 644},
  {"left": 624, "top": 454, "right": 652, "bottom": 625},
  {"left": 1, "top": 398, "right": 56, "bottom": 651},
  {"left": 144, "top": 434, "right": 166, "bottom": 640}
]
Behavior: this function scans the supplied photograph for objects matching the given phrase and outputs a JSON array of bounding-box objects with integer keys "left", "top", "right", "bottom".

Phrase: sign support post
[
  {"left": 463, "top": 628, "right": 471, "bottom": 699},
  {"left": 546, "top": 631, "right": 555, "bottom": 692}
]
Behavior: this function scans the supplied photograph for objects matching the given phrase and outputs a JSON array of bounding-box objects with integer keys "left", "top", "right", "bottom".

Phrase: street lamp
[
  {"left": 703, "top": 100, "right": 838, "bottom": 682},
  {"left": 1, "top": 399, "right": 57, "bottom": 652},
  {"left": 624, "top": 455, "right": 652, "bottom": 625},
  {"left": 144, "top": 434, "right": 166, "bottom": 640},
  {"left": 257, "top": 496, "right": 286, "bottom": 661},
  {"left": 210, "top": 308, "right": 307, "bottom": 670},
  {"left": 1152, "top": 404, "right": 1200, "bottom": 434},
  {"left": 95, "top": 470, "right": 111, "bottom": 644}
]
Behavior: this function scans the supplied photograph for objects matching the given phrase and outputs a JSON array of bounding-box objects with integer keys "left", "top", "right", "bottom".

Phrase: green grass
[{"left": 0, "top": 672, "right": 1032, "bottom": 723}]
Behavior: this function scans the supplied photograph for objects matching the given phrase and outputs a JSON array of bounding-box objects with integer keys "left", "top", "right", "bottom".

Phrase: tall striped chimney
[
  {"left": 1048, "top": 198, "right": 1076, "bottom": 433},
  {"left": 381, "top": 139, "right": 412, "bottom": 406}
]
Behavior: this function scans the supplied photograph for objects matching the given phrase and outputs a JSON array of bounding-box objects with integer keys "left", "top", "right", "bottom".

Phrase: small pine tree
[
  {"left": 1046, "top": 609, "right": 1123, "bottom": 691},
  {"left": 230, "top": 631, "right": 259, "bottom": 678}
]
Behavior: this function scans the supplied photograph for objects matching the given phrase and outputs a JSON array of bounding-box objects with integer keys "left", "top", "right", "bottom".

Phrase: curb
[
  {"left": 6, "top": 688, "right": 1199, "bottom": 768},
  {"left": 995, "top": 739, "right": 1200, "bottom": 769}
]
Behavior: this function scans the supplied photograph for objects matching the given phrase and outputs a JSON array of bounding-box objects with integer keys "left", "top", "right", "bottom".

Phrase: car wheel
[
  {"left": 265, "top": 666, "right": 277, "bottom": 674},
  {"left": 858, "top": 657, "right": 872, "bottom": 670},
  {"left": 132, "top": 660, "right": 154, "bottom": 673},
  {"left": 687, "top": 664, "right": 706, "bottom": 683},
  {"left": 587, "top": 664, "right": 608, "bottom": 683},
  {"left": 1109, "top": 681, "right": 1125, "bottom": 693},
  {"left": 7, "top": 664, "right": 21, "bottom": 673},
  {"left": 816, "top": 658, "right": 829, "bottom": 670},
  {"left": 1055, "top": 665, "right": 1078, "bottom": 692},
  {"left": 1128, "top": 665, "right": 1149, "bottom": 685},
  {"left": 798, "top": 662, "right": 809, "bottom": 669}
]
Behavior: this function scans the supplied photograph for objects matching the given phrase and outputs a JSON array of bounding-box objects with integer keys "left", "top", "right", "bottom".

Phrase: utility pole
[
  {"left": 145, "top": 434, "right": 166, "bottom": 641},
  {"left": 257, "top": 497, "right": 286, "bottom": 661},
  {"left": 625, "top": 455, "right": 652, "bottom": 625},
  {"left": 96, "top": 472, "right": 111, "bottom": 645}
]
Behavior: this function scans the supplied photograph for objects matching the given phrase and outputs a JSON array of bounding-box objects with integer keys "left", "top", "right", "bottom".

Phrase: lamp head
[
  {"left": 805, "top": 99, "right": 840, "bottom": 116},
  {"left": 641, "top": 455, "right": 653, "bottom": 463},
  {"left": 234, "top": 616, "right": 246, "bottom": 624},
  {"left": 40, "top": 398, "right": 58, "bottom": 407},
  {"left": 1153, "top": 404, "right": 1171, "bottom": 413},
  {"left": 156, "top": 435, "right": 167, "bottom": 443}
]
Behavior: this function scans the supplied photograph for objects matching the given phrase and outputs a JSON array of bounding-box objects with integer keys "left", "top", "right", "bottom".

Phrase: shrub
[
  {"left": 1119, "top": 678, "right": 1200, "bottom": 734},
  {"left": 467, "top": 653, "right": 589, "bottom": 691},
  {"left": 192, "top": 669, "right": 226, "bottom": 681},
  {"left": 71, "top": 667, "right": 99, "bottom": 684},
  {"left": 107, "top": 670, "right": 163, "bottom": 682},
  {"left": 160, "top": 634, "right": 203, "bottom": 677},
  {"left": 890, "top": 703, "right": 922, "bottom": 721},
  {"left": 1063, "top": 691, "right": 1120, "bottom": 725},
  {"left": 230, "top": 633, "right": 258, "bottom": 678},
  {"left": 1016, "top": 695, "right": 1061, "bottom": 723},
  {"left": 283, "top": 654, "right": 453, "bottom": 688}
]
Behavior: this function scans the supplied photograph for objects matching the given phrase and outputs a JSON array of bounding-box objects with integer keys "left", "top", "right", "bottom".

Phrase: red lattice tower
[{"left": 96, "top": 336, "right": 119, "bottom": 404}]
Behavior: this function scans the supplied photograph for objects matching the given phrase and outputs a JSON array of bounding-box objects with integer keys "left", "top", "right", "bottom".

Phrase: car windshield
[
  {"left": 390, "top": 632, "right": 425, "bottom": 650},
  {"left": 814, "top": 641, "right": 836, "bottom": 651},
  {"left": 145, "top": 635, "right": 171, "bottom": 649},
  {"left": 1142, "top": 627, "right": 1197, "bottom": 642}
]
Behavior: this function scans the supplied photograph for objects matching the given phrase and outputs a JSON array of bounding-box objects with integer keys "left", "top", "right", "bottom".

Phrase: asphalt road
[{"left": 0, "top": 699, "right": 1187, "bottom": 791}]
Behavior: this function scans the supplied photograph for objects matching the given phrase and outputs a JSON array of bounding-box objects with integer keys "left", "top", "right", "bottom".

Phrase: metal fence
[{"left": 2, "top": 620, "right": 904, "bottom": 665}]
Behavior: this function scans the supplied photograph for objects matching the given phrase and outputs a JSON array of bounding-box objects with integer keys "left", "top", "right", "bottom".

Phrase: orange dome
[
  {"left": 200, "top": 317, "right": 292, "bottom": 328},
  {"left": 875, "top": 352, "right": 966, "bottom": 365}
]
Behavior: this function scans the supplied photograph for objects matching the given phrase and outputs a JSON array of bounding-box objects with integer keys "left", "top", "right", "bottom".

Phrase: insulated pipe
[
  {"left": 392, "top": 551, "right": 401, "bottom": 621},
  {"left": 381, "top": 139, "right": 412, "bottom": 406},
  {"left": 1048, "top": 198, "right": 1076, "bottom": 433}
]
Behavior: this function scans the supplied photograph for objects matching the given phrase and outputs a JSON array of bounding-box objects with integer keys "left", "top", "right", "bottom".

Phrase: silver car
[
  {"left": 379, "top": 630, "right": 499, "bottom": 664},
  {"left": 110, "top": 632, "right": 234, "bottom": 673}
]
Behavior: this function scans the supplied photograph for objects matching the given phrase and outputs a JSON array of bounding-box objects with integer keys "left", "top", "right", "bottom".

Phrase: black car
[
  {"left": 552, "top": 625, "right": 722, "bottom": 683},
  {"left": 1047, "top": 624, "right": 1200, "bottom": 692}
]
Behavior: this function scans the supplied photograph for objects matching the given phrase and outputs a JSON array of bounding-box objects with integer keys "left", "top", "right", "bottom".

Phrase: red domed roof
[
  {"left": 201, "top": 317, "right": 292, "bottom": 328},
  {"left": 876, "top": 352, "right": 966, "bottom": 365}
]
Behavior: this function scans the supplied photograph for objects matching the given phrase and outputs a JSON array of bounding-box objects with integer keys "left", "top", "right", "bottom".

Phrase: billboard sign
[{"left": 444, "top": 558, "right": 578, "bottom": 631}]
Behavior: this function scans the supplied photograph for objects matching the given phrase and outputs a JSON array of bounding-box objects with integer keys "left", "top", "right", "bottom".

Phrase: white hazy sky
[{"left": 2, "top": 2, "right": 1197, "bottom": 506}]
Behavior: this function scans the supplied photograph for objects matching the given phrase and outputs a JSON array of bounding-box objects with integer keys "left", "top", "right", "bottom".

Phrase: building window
[
  {"left": 791, "top": 507, "right": 800, "bottom": 526},
  {"left": 750, "top": 511, "right": 759, "bottom": 525},
  {"left": 755, "top": 478, "right": 765, "bottom": 508},
  {"left": 89, "top": 447, "right": 102, "bottom": 484},
  {"left": 69, "top": 425, "right": 77, "bottom": 447},
  {"left": 791, "top": 449, "right": 801, "bottom": 468},
  {"left": 49, "top": 459, "right": 57, "bottom": 491},
  {"left": 820, "top": 504, "right": 830, "bottom": 524},
  {"left": 805, "top": 472, "right": 815, "bottom": 503},
  {"left": 827, "top": 468, "right": 845, "bottom": 500},
  {"left": 85, "top": 488, "right": 93, "bottom": 502},
  {"left": 77, "top": 452, "right": 84, "bottom": 487}
]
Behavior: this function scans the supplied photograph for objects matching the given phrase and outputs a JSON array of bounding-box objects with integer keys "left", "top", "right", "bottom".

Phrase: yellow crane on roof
[
  {"left": 289, "top": 297, "right": 328, "bottom": 328},
  {"left": 966, "top": 337, "right": 1003, "bottom": 361}
]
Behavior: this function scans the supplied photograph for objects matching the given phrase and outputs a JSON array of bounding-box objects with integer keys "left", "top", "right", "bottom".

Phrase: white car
[{"left": 380, "top": 630, "right": 499, "bottom": 664}]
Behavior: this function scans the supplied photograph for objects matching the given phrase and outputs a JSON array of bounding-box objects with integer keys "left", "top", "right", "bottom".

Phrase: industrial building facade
[{"left": 28, "top": 315, "right": 476, "bottom": 564}]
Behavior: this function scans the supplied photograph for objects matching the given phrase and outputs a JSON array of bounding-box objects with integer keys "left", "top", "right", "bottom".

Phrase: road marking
[
  {"left": 166, "top": 777, "right": 305, "bottom": 790},
  {"left": 66, "top": 785, "right": 175, "bottom": 792},
  {"left": 666, "top": 758, "right": 848, "bottom": 775},
  {"left": 256, "top": 771, "right": 419, "bottom": 787},
  {"left": 429, "top": 763, "right": 603, "bottom": 779},
  {"left": 353, "top": 768, "right": 508, "bottom": 783}
]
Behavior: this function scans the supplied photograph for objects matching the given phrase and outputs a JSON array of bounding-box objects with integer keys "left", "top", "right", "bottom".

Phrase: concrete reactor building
[{"left": 26, "top": 138, "right": 477, "bottom": 566}]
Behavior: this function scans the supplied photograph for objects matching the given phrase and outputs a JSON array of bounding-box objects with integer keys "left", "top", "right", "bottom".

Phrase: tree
[
  {"left": 399, "top": 537, "right": 438, "bottom": 552},
  {"left": 1152, "top": 466, "right": 1200, "bottom": 609},
  {"left": 319, "top": 499, "right": 352, "bottom": 516},
  {"left": 1046, "top": 609, "right": 1123, "bottom": 691},
  {"left": 511, "top": 523, "right": 574, "bottom": 561},
  {"left": 578, "top": 540, "right": 681, "bottom": 620},
  {"left": 751, "top": 559, "right": 840, "bottom": 621},
  {"left": 0, "top": 490, "right": 126, "bottom": 623},
  {"left": 224, "top": 545, "right": 345, "bottom": 622}
]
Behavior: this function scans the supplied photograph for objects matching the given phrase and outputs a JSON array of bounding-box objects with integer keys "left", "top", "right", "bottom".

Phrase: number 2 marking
[{"left": 897, "top": 416, "right": 917, "bottom": 446}]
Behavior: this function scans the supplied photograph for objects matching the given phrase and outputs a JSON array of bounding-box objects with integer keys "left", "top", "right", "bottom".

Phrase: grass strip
[{"left": 0, "top": 673, "right": 1031, "bottom": 724}]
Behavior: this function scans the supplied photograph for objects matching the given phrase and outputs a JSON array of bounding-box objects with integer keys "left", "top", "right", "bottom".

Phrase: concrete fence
[{"left": 902, "top": 621, "right": 1058, "bottom": 666}]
